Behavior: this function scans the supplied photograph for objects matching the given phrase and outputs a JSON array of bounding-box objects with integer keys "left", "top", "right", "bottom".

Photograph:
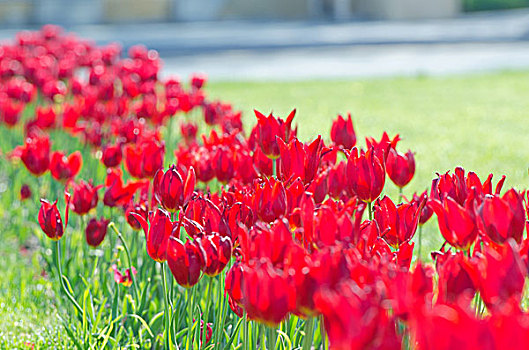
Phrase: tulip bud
[
  {"left": 330, "top": 113, "right": 356, "bottom": 149},
  {"left": 85, "top": 217, "right": 110, "bottom": 247},
  {"left": 101, "top": 142, "right": 122, "bottom": 168},
  {"left": 20, "top": 184, "right": 31, "bottom": 200},
  {"left": 386, "top": 148, "right": 415, "bottom": 189}
]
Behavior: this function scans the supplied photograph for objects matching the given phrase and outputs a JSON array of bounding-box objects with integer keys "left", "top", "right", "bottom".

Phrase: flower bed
[{"left": 2, "top": 25, "right": 529, "bottom": 349}]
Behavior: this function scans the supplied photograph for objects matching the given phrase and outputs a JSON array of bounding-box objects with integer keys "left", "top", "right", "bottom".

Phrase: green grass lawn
[{"left": 3, "top": 70, "right": 529, "bottom": 347}]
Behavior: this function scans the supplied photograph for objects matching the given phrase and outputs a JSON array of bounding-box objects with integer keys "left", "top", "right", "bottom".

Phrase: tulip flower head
[
  {"left": 20, "top": 184, "right": 31, "bottom": 200},
  {"left": 255, "top": 109, "right": 296, "bottom": 159},
  {"left": 50, "top": 150, "right": 82, "bottom": 182},
  {"left": 153, "top": 165, "right": 196, "bottom": 212},
  {"left": 346, "top": 147, "right": 386, "bottom": 203},
  {"left": 476, "top": 189, "right": 525, "bottom": 245},
  {"left": 70, "top": 180, "right": 101, "bottom": 215},
  {"left": 167, "top": 236, "right": 205, "bottom": 288},
  {"left": 38, "top": 191, "right": 70, "bottom": 241},
  {"left": 431, "top": 197, "right": 478, "bottom": 251},
  {"left": 132, "top": 207, "right": 176, "bottom": 262},
  {"left": 101, "top": 142, "right": 123, "bottom": 168},
  {"left": 374, "top": 195, "right": 423, "bottom": 249},
  {"left": 85, "top": 217, "right": 110, "bottom": 247},
  {"left": 196, "top": 234, "right": 233, "bottom": 277},
  {"left": 124, "top": 138, "right": 165, "bottom": 178},
  {"left": 386, "top": 148, "right": 415, "bottom": 189},
  {"left": 11, "top": 134, "right": 50, "bottom": 176},
  {"left": 330, "top": 113, "right": 356, "bottom": 149}
]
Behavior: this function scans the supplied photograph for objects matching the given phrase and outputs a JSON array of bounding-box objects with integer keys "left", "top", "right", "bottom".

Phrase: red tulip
[
  {"left": 184, "top": 197, "right": 230, "bottom": 238},
  {"left": 196, "top": 234, "right": 232, "bottom": 277},
  {"left": 34, "top": 105, "right": 56, "bottom": 129},
  {"left": 255, "top": 109, "right": 296, "bottom": 159},
  {"left": 410, "top": 299, "right": 487, "bottom": 350},
  {"left": 475, "top": 240, "right": 527, "bottom": 312},
  {"left": 103, "top": 168, "right": 148, "bottom": 207},
  {"left": 386, "top": 148, "right": 415, "bottom": 188},
  {"left": 431, "top": 197, "right": 478, "bottom": 251},
  {"left": 477, "top": 189, "right": 525, "bottom": 245},
  {"left": 167, "top": 236, "right": 205, "bottom": 288},
  {"left": 365, "top": 132, "right": 400, "bottom": 163},
  {"left": 124, "top": 138, "right": 165, "bottom": 178},
  {"left": 251, "top": 177, "right": 288, "bottom": 223},
  {"left": 1, "top": 98, "right": 24, "bottom": 126},
  {"left": 85, "top": 217, "right": 110, "bottom": 247},
  {"left": 327, "top": 161, "right": 347, "bottom": 200},
  {"left": 20, "top": 184, "right": 31, "bottom": 200},
  {"left": 434, "top": 251, "right": 477, "bottom": 304},
  {"left": 101, "top": 142, "right": 122, "bottom": 168},
  {"left": 11, "top": 134, "right": 50, "bottom": 176},
  {"left": 225, "top": 260, "right": 244, "bottom": 306},
  {"left": 434, "top": 167, "right": 506, "bottom": 206},
  {"left": 132, "top": 208, "right": 176, "bottom": 263},
  {"left": 241, "top": 260, "right": 295, "bottom": 326},
  {"left": 346, "top": 147, "right": 385, "bottom": 203},
  {"left": 374, "top": 195, "right": 423, "bottom": 249},
  {"left": 50, "top": 151, "right": 82, "bottom": 182},
  {"left": 330, "top": 113, "right": 356, "bottom": 149},
  {"left": 277, "top": 136, "right": 322, "bottom": 184},
  {"left": 413, "top": 191, "right": 434, "bottom": 225},
  {"left": 213, "top": 146, "right": 235, "bottom": 183},
  {"left": 180, "top": 121, "right": 198, "bottom": 144},
  {"left": 70, "top": 180, "right": 102, "bottom": 215},
  {"left": 125, "top": 200, "right": 148, "bottom": 231},
  {"left": 190, "top": 73, "right": 207, "bottom": 89},
  {"left": 307, "top": 170, "right": 328, "bottom": 204},
  {"left": 314, "top": 281, "right": 400, "bottom": 350},
  {"left": 38, "top": 192, "right": 70, "bottom": 241},
  {"left": 153, "top": 165, "right": 195, "bottom": 212}
]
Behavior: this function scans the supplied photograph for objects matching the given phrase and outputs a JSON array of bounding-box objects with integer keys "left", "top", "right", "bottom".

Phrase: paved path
[
  {"left": 161, "top": 41, "right": 529, "bottom": 80},
  {"left": 3, "top": 9, "right": 529, "bottom": 80}
]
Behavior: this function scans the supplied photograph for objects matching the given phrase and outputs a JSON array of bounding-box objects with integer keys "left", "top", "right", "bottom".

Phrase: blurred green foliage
[{"left": 464, "top": 0, "right": 529, "bottom": 11}]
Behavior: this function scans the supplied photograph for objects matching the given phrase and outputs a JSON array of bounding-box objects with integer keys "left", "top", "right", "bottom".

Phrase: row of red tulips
[{"left": 2, "top": 25, "right": 529, "bottom": 349}]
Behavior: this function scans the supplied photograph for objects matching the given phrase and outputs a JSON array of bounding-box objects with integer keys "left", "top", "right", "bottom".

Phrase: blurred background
[
  {"left": 1, "top": 0, "right": 529, "bottom": 80},
  {"left": 0, "top": 0, "right": 527, "bottom": 23}
]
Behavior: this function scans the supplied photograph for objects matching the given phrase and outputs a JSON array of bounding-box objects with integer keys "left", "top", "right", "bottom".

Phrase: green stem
[
  {"left": 418, "top": 224, "right": 423, "bottom": 259},
  {"left": 243, "top": 312, "right": 248, "bottom": 350},
  {"left": 186, "top": 287, "right": 195, "bottom": 350},
  {"left": 202, "top": 277, "right": 213, "bottom": 349},
  {"left": 214, "top": 273, "right": 224, "bottom": 347},
  {"left": 259, "top": 323, "right": 265, "bottom": 350},
  {"left": 272, "top": 158, "right": 277, "bottom": 179},
  {"left": 320, "top": 315, "right": 326, "bottom": 350},
  {"left": 109, "top": 223, "right": 140, "bottom": 303},
  {"left": 301, "top": 317, "right": 314, "bottom": 350},
  {"left": 398, "top": 187, "right": 403, "bottom": 203},
  {"left": 367, "top": 202, "right": 373, "bottom": 221},
  {"left": 161, "top": 263, "right": 172, "bottom": 350},
  {"left": 267, "top": 326, "right": 277, "bottom": 350},
  {"left": 55, "top": 240, "right": 86, "bottom": 321}
]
